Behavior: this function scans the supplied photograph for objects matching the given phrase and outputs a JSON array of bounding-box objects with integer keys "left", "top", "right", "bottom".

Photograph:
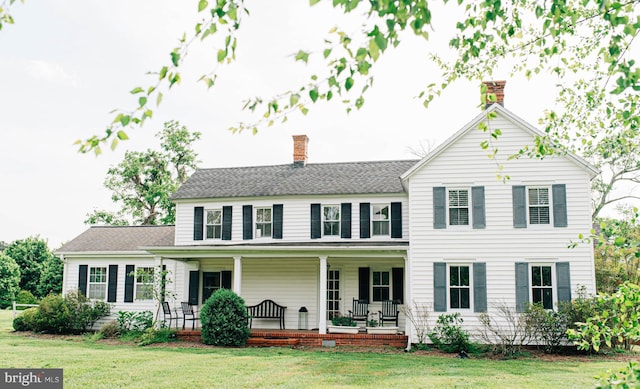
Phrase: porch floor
[{"left": 177, "top": 328, "right": 408, "bottom": 348}]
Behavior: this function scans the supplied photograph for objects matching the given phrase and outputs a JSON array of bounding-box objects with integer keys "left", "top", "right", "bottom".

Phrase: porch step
[{"left": 246, "top": 337, "right": 300, "bottom": 347}]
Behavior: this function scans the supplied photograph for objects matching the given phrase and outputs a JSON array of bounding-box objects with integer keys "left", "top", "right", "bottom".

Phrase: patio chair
[
  {"left": 162, "top": 301, "right": 179, "bottom": 329},
  {"left": 378, "top": 300, "right": 399, "bottom": 327},
  {"left": 348, "top": 298, "right": 369, "bottom": 325},
  {"left": 181, "top": 302, "right": 200, "bottom": 330}
]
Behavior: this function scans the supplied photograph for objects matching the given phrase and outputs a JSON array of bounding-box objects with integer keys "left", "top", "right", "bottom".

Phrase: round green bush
[
  {"left": 33, "top": 294, "right": 71, "bottom": 334},
  {"left": 16, "top": 290, "right": 38, "bottom": 306},
  {"left": 12, "top": 307, "right": 38, "bottom": 331},
  {"left": 200, "top": 289, "right": 250, "bottom": 346}
]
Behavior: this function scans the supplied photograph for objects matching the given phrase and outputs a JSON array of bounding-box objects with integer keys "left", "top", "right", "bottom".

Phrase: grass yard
[{"left": 0, "top": 310, "right": 634, "bottom": 388}]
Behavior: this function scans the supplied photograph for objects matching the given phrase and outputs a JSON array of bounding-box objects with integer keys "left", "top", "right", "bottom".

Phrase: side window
[
  {"left": 135, "top": 267, "right": 154, "bottom": 300},
  {"left": 88, "top": 267, "right": 107, "bottom": 300},
  {"left": 255, "top": 207, "right": 272, "bottom": 238},
  {"left": 372, "top": 270, "right": 390, "bottom": 301},
  {"left": 323, "top": 205, "right": 340, "bottom": 236},
  {"left": 531, "top": 265, "right": 553, "bottom": 309},
  {"left": 372, "top": 204, "right": 390, "bottom": 236},
  {"left": 206, "top": 209, "right": 222, "bottom": 239},
  {"left": 449, "top": 265, "right": 470, "bottom": 309},
  {"left": 448, "top": 189, "right": 470, "bottom": 226},
  {"left": 528, "top": 188, "right": 550, "bottom": 225}
]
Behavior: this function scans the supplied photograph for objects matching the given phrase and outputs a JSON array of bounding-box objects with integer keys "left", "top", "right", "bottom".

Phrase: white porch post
[
  {"left": 319, "top": 256, "right": 328, "bottom": 334},
  {"left": 60, "top": 254, "right": 67, "bottom": 296},
  {"left": 403, "top": 254, "right": 412, "bottom": 350},
  {"left": 233, "top": 256, "right": 242, "bottom": 295}
]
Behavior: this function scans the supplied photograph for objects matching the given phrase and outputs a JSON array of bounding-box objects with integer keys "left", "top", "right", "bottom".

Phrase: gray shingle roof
[
  {"left": 56, "top": 225, "right": 175, "bottom": 253},
  {"left": 172, "top": 160, "right": 418, "bottom": 200}
]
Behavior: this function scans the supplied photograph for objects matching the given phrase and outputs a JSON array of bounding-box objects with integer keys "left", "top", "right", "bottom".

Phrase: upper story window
[
  {"left": 372, "top": 204, "right": 390, "bottom": 236},
  {"left": 206, "top": 209, "right": 222, "bottom": 239},
  {"left": 323, "top": 205, "right": 340, "bottom": 236},
  {"left": 448, "top": 189, "right": 470, "bottom": 226},
  {"left": 89, "top": 267, "right": 107, "bottom": 300},
  {"left": 135, "top": 267, "right": 154, "bottom": 300},
  {"left": 255, "top": 207, "right": 272, "bottom": 238},
  {"left": 528, "top": 188, "right": 550, "bottom": 225},
  {"left": 372, "top": 270, "right": 390, "bottom": 302},
  {"left": 449, "top": 265, "right": 470, "bottom": 309}
]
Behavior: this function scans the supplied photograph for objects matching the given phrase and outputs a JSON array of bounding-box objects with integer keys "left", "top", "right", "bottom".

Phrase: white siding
[{"left": 406, "top": 112, "right": 596, "bottom": 339}]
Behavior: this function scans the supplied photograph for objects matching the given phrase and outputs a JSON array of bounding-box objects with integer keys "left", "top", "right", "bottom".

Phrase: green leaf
[
  {"left": 198, "top": 0, "right": 208, "bottom": 12},
  {"left": 369, "top": 38, "right": 380, "bottom": 61},
  {"left": 120, "top": 115, "right": 131, "bottom": 126},
  {"left": 345, "top": 77, "right": 354, "bottom": 91},
  {"left": 309, "top": 0, "right": 321, "bottom": 5},
  {"left": 170, "top": 51, "right": 180, "bottom": 67},
  {"left": 289, "top": 93, "right": 300, "bottom": 107},
  {"left": 323, "top": 48, "right": 332, "bottom": 59},
  {"left": 295, "top": 50, "right": 310, "bottom": 63},
  {"left": 156, "top": 92, "right": 163, "bottom": 106},
  {"left": 217, "top": 49, "right": 227, "bottom": 62},
  {"left": 139, "top": 96, "right": 148, "bottom": 107},
  {"left": 117, "top": 130, "right": 129, "bottom": 140},
  {"left": 309, "top": 88, "right": 319, "bottom": 102},
  {"left": 159, "top": 66, "right": 168, "bottom": 80},
  {"left": 130, "top": 87, "right": 144, "bottom": 94}
]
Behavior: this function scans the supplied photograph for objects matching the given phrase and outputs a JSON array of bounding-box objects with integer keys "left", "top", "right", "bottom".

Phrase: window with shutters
[
  {"left": 88, "top": 267, "right": 107, "bottom": 300},
  {"left": 206, "top": 209, "right": 222, "bottom": 239},
  {"left": 372, "top": 270, "right": 390, "bottom": 302},
  {"left": 135, "top": 267, "right": 154, "bottom": 300},
  {"left": 531, "top": 265, "right": 553, "bottom": 309},
  {"left": 323, "top": 205, "right": 340, "bottom": 236},
  {"left": 372, "top": 204, "right": 390, "bottom": 236},
  {"left": 202, "top": 272, "right": 222, "bottom": 303},
  {"left": 449, "top": 265, "right": 471, "bottom": 309},
  {"left": 448, "top": 189, "right": 470, "bottom": 226},
  {"left": 255, "top": 207, "right": 272, "bottom": 238},
  {"left": 528, "top": 187, "right": 550, "bottom": 225}
]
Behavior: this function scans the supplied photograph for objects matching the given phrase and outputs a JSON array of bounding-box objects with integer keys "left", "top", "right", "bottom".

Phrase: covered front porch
[{"left": 147, "top": 243, "right": 409, "bottom": 336}]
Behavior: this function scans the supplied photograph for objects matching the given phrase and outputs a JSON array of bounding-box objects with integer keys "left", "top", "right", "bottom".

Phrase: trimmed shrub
[
  {"left": 98, "top": 320, "right": 121, "bottom": 338},
  {"left": 331, "top": 316, "right": 356, "bottom": 326},
  {"left": 64, "top": 290, "right": 110, "bottom": 333},
  {"left": 12, "top": 307, "right": 38, "bottom": 331},
  {"left": 429, "top": 313, "right": 471, "bottom": 353},
  {"left": 33, "top": 294, "right": 70, "bottom": 333},
  {"left": 200, "top": 289, "right": 250, "bottom": 346},
  {"left": 16, "top": 290, "right": 38, "bottom": 306},
  {"left": 116, "top": 310, "right": 154, "bottom": 334}
]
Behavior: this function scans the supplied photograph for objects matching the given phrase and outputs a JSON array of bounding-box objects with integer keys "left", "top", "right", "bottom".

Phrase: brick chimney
[
  {"left": 292, "top": 135, "right": 309, "bottom": 167},
  {"left": 483, "top": 80, "right": 506, "bottom": 109}
]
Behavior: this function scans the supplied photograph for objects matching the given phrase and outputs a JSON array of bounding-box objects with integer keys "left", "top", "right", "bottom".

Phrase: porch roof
[{"left": 56, "top": 225, "right": 175, "bottom": 254}]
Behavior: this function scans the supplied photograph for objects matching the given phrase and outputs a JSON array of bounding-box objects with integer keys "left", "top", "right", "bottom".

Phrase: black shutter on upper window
[
  {"left": 273, "top": 204, "right": 283, "bottom": 239},
  {"left": 193, "top": 207, "right": 204, "bottom": 240},
  {"left": 433, "top": 187, "right": 446, "bottom": 229},
  {"left": 222, "top": 206, "right": 232, "bottom": 240},
  {"left": 221, "top": 270, "right": 232, "bottom": 290},
  {"left": 360, "top": 203, "right": 370, "bottom": 238},
  {"left": 391, "top": 202, "right": 402, "bottom": 238},
  {"left": 392, "top": 267, "right": 404, "bottom": 304},
  {"left": 512, "top": 186, "right": 527, "bottom": 228},
  {"left": 433, "top": 262, "right": 446, "bottom": 312},
  {"left": 358, "top": 267, "right": 370, "bottom": 303},
  {"left": 341, "top": 203, "right": 352, "bottom": 239},
  {"left": 310, "top": 203, "right": 321, "bottom": 239},
  {"left": 242, "top": 205, "right": 253, "bottom": 240},
  {"left": 124, "top": 265, "right": 135, "bottom": 303},
  {"left": 107, "top": 265, "right": 118, "bottom": 303},
  {"left": 188, "top": 270, "right": 199, "bottom": 305},
  {"left": 552, "top": 184, "right": 568, "bottom": 227},
  {"left": 78, "top": 265, "right": 88, "bottom": 297}
]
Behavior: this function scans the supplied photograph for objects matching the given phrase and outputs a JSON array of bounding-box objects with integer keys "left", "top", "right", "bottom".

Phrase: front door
[{"left": 327, "top": 269, "right": 341, "bottom": 319}]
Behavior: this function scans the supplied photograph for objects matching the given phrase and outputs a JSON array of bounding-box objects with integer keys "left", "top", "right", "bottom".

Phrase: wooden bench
[{"left": 246, "top": 299, "right": 287, "bottom": 330}]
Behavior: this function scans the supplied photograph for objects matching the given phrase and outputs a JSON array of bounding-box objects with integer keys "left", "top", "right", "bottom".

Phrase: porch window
[
  {"left": 449, "top": 265, "right": 470, "bottom": 309},
  {"left": 135, "top": 267, "right": 154, "bottom": 300},
  {"left": 372, "top": 204, "right": 390, "bottom": 236},
  {"left": 88, "top": 267, "right": 107, "bottom": 300},
  {"left": 448, "top": 189, "right": 469, "bottom": 226},
  {"left": 206, "top": 209, "right": 222, "bottom": 239},
  {"left": 255, "top": 207, "right": 272, "bottom": 238},
  {"left": 372, "top": 270, "right": 390, "bottom": 302},
  {"left": 323, "top": 205, "right": 340, "bottom": 236},
  {"left": 202, "top": 272, "right": 222, "bottom": 303},
  {"left": 531, "top": 265, "right": 553, "bottom": 309}
]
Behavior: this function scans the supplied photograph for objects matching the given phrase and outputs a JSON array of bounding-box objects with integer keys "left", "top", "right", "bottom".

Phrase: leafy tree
[
  {"left": 85, "top": 120, "right": 200, "bottom": 225},
  {"left": 4, "top": 236, "right": 54, "bottom": 298},
  {"left": 0, "top": 252, "right": 21, "bottom": 308},
  {"left": 38, "top": 255, "right": 63, "bottom": 297}
]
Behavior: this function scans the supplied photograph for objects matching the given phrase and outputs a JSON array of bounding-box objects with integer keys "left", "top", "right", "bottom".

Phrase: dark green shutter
[
  {"left": 433, "top": 187, "right": 446, "bottom": 229},
  {"left": 194, "top": 207, "right": 204, "bottom": 240},
  {"left": 273, "top": 204, "right": 283, "bottom": 239},
  {"left": 360, "top": 203, "right": 370, "bottom": 238},
  {"left": 242, "top": 205, "right": 253, "bottom": 240},
  {"left": 341, "top": 203, "right": 352, "bottom": 238},
  {"left": 556, "top": 262, "right": 571, "bottom": 303},
  {"left": 391, "top": 202, "right": 402, "bottom": 238},
  {"left": 78, "top": 265, "right": 88, "bottom": 296},
  {"left": 434, "top": 262, "right": 446, "bottom": 312},
  {"left": 473, "top": 262, "right": 487, "bottom": 312},
  {"left": 188, "top": 270, "right": 199, "bottom": 305},
  {"left": 124, "top": 265, "right": 135, "bottom": 303},
  {"left": 513, "top": 186, "right": 527, "bottom": 228},
  {"left": 221, "top": 270, "right": 232, "bottom": 290},
  {"left": 310, "top": 203, "right": 321, "bottom": 239},
  {"left": 107, "top": 265, "right": 118, "bottom": 303},
  {"left": 515, "top": 262, "right": 529, "bottom": 312},
  {"left": 472, "top": 186, "right": 486, "bottom": 229},
  {"left": 222, "top": 206, "right": 232, "bottom": 240},
  {"left": 392, "top": 267, "right": 404, "bottom": 304},
  {"left": 553, "top": 184, "right": 568, "bottom": 227},
  {"left": 358, "top": 267, "right": 370, "bottom": 303}
]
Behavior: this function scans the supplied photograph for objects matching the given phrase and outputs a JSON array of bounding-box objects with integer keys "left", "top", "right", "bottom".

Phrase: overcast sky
[{"left": 0, "top": 1, "right": 562, "bottom": 248}]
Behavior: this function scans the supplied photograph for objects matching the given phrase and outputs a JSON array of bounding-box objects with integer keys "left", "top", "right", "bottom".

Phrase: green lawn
[{"left": 0, "top": 310, "right": 632, "bottom": 388}]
